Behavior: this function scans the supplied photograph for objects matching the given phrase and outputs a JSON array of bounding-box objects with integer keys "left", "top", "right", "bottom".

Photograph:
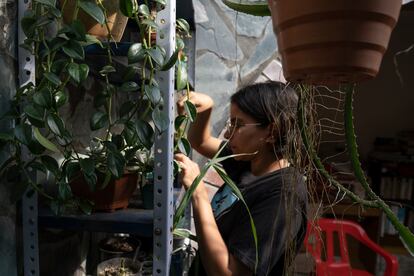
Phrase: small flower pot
[
  {"left": 61, "top": 0, "right": 128, "bottom": 42},
  {"left": 70, "top": 173, "right": 138, "bottom": 212}
]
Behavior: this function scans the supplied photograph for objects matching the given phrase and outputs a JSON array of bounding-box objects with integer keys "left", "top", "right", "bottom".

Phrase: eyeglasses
[{"left": 225, "top": 118, "right": 262, "bottom": 134}]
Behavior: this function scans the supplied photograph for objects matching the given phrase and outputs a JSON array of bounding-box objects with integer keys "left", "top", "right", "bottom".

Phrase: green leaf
[
  {"left": 99, "top": 65, "right": 116, "bottom": 76},
  {"left": 176, "top": 18, "right": 190, "bottom": 34},
  {"left": 213, "top": 163, "right": 259, "bottom": 270},
  {"left": 65, "top": 161, "right": 81, "bottom": 182},
  {"left": 122, "top": 122, "right": 138, "bottom": 146},
  {"left": 176, "top": 61, "right": 188, "bottom": 90},
  {"left": 90, "top": 111, "right": 109, "bottom": 131},
  {"left": 123, "top": 65, "right": 140, "bottom": 81},
  {"left": 40, "top": 155, "right": 60, "bottom": 176},
  {"left": 184, "top": 100, "right": 197, "bottom": 122},
  {"left": 47, "top": 113, "right": 65, "bottom": 136},
  {"left": 153, "top": 0, "right": 166, "bottom": 5},
  {"left": 34, "top": 0, "right": 56, "bottom": 7},
  {"left": 107, "top": 151, "right": 125, "bottom": 179},
  {"left": 84, "top": 34, "right": 104, "bottom": 47},
  {"left": 148, "top": 46, "right": 164, "bottom": 66},
  {"left": 177, "top": 137, "right": 191, "bottom": 156},
  {"left": 127, "top": 43, "right": 145, "bottom": 64},
  {"left": 119, "top": 101, "right": 136, "bottom": 118},
  {"left": 80, "top": 158, "right": 95, "bottom": 176},
  {"left": 136, "top": 120, "right": 154, "bottom": 150},
  {"left": 152, "top": 106, "right": 169, "bottom": 133},
  {"left": 119, "top": 0, "right": 137, "bottom": 17},
  {"left": 33, "top": 88, "right": 53, "bottom": 108},
  {"left": 62, "top": 40, "right": 85, "bottom": 60},
  {"left": 79, "top": 0, "right": 105, "bottom": 24},
  {"left": 68, "top": 63, "right": 89, "bottom": 83},
  {"left": 58, "top": 181, "right": 72, "bottom": 201},
  {"left": 174, "top": 115, "right": 187, "bottom": 131},
  {"left": 222, "top": 0, "right": 271, "bottom": 16},
  {"left": 44, "top": 72, "right": 62, "bottom": 86},
  {"left": 160, "top": 48, "right": 180, "bottom": 71},
  {"left": 120, "top": 81, "right": 139, "bottom": 92},
  {"left": 33, "top": 128, "right": 60, "bottom": 153},
  {"left": 27, "top": 161, "right": 47, "bottom": 174},
  {"left": 78, "top": 199, "right": 93, "bottom": 214},
  {"left": 54, "top": 91, "right": 68, "bottom": 107},
  {"left": 138, "top": 4, "right": 149, "bottom": 17},
  {"left": 83, "top": 171, "right": 97, "bottom": 191},
  {"left": 141, "top": 19, "right": 158, "bottom": 30},
  {"left": 176, "top": 38, "right": 185, "bottom": 51},
  {"left": 70, "top": 20, "right": 87, "bottom": 41},
  {"left": 24, "top": 104, "right": 45, "bottom": 122},
  {"left": 144, "top": 84, "right": 161, "bottom": 105},
  {"left": 0, "top": 133, "right": 13, "bottom": 142},
  {"left": 14, "top": 124, "right": 32, "bottom": 145}
]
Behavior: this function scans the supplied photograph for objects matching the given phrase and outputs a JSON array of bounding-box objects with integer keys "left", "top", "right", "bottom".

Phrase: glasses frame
[{"left": 225, "top": 118, "right": 262, "bottom": 134}]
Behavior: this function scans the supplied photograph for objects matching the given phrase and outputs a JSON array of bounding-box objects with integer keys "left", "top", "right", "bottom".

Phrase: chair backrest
[{"left": 304, "top": 218, "right": 398, "bottom": 276}]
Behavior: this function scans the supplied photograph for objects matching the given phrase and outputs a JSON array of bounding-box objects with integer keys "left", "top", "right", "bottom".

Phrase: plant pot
[
  {"left": 61, "top": 0, "right": 128, "bottom": 42},
  {"left": 269, "top": 0, "right": 401, "bottom": 84},
  {"left": 141, "top": 183, "right": 154, "bottom": 210},
  {"left": 99, "top": 235, "right": 142, "bottom": 262},
  {"left": 97, "top": 257, "right": 141, "bottom": 276},
  {"left": 70, "top": 173, "right": 138, "bottom": 212}
]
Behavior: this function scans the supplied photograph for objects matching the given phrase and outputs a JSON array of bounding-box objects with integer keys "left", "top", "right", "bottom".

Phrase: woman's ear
[{"left": 265, "top": 123, "right": 277, "bottom": 143}]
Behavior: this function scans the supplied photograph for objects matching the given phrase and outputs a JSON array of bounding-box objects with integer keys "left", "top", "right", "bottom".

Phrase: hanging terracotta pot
[
  {"left": 61, "top": 0, "right": 128, "bottom": 42},
  {"left": 268, "top": 0, "right": 402, "bottom": 85}
]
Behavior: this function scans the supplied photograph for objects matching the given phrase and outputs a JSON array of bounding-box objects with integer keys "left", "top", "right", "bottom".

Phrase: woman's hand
[
  {"left": 176, "top": 91, "right": 214, "bottom": 116},
  {"left": 174, "top": 153, "right": 202, "bottom": 191}
]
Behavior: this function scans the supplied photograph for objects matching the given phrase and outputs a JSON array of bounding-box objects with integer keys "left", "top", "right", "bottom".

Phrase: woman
[{"left": 175, "top": 81, "right": 308, "bottom": 275}]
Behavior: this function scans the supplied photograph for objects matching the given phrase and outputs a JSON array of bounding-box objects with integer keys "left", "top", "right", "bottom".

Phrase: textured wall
[
  {"left": 0, "top": 0, "right": 17, "bottom": 275},
  {"left": 193, "top": 0, "right": 282, "bottom": 137}
]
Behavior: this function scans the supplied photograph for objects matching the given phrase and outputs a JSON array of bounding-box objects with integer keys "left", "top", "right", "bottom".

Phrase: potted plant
[
  {"left": 222, "top": 0, "right": 414, "bottom": 255},
  {"left": 223, "top": 0, "right": 402, "bottom": 85},
  {"left": 0, "top": 0, "right": 191, "bottom": 214}
]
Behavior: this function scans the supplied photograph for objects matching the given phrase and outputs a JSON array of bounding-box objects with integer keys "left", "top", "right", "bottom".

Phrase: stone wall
[
  {"left": 0, "top": 1, "right": 17, "bottom": 275},
  {"left": 192, "top": 0, "right": 284, "bottom": 162}
]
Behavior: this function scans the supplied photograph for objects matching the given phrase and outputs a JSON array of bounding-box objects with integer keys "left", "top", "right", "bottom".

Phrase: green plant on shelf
[{"left": 0, "top": 0, "right": 190, "bottom": 214}]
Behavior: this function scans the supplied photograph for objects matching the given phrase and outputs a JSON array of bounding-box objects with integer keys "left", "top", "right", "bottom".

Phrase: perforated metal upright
[
  {"left": 153, "top": 0, "right": 176, "bottom": 275},
  {"left": 18, "top": 1, "right": 39, "bottom": 275}
]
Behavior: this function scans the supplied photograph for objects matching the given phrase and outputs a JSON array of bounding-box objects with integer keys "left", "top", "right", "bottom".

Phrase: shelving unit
[{"left": 18, "top": 1, "right": 178, "bottom": 275}]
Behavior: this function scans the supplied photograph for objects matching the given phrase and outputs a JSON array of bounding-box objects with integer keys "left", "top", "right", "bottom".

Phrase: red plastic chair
[{"left": 304, "top": 218, "right": 398, "bottom": 276}]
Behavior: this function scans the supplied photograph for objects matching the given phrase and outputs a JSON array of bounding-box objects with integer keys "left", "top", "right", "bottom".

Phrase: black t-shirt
[{"left": 194, "top": 144, "right": 308, "bottom": 276}]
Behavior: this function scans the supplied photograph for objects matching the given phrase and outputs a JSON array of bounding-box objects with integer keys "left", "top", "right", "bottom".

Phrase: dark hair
[{"left": 230, "top": 81, "right": 298, "bottom": 156}]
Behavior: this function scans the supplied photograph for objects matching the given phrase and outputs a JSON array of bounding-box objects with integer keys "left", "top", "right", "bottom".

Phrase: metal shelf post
[
  {"left": 18, "top": 0, "right": 39, "bottom": 275},
  {"left": 153, "top": 0, "right": 176, "bottom": 275}
]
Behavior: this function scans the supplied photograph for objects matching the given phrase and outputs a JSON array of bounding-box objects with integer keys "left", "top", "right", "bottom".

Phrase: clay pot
[
  {"left": 70, "top": 173, "right": 138, "bottom": 212},
  {"left": 61, "top": 0, "right": 128, "bottom": 42},
  {"left": 269, "top": 0, "right": 402, "bottom": 85}
]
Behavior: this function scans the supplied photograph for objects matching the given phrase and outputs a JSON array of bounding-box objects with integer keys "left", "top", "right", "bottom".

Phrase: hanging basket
[
  {"left": 61, "top": 0, "right": 128, "bottom": 42},
  {"left": 269, "top": 0, "right": 402, "bottom": 85}
]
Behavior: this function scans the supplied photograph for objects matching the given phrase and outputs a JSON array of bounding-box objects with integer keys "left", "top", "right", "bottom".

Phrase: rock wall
[{"left": 192, "top": 0, "right": 284, "bottom": 162}]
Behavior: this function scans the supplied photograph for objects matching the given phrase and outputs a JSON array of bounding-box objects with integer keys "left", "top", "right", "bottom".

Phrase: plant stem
[{"left": 343, "top": 84, "right": 414, "bottom": 255}]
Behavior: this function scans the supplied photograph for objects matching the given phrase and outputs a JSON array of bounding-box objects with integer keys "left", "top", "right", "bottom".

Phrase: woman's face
[{"left": 224, "top": 103, "right": 270, "bottom": 161}]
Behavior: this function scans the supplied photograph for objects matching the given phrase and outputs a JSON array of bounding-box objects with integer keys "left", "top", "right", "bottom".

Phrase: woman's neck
[{"left": 250, "top": 156, "right": 289, "bottom": 176}]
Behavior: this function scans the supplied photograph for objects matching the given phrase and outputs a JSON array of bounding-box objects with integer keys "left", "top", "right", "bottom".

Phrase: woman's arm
[
  {"left": 175, "top": 154, "right": 253, "bottom": 276},
  {"left": 177, "top": 92, "right": 222, "bottom": 159}
]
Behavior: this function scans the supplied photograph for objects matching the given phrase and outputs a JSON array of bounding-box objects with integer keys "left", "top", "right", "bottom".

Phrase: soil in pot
[
  {"left": 97, "top": 257, "right": 141, "bottom": 276},
  {"left": 99, "top": 236, "right": 141, "bottom": 262}
]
